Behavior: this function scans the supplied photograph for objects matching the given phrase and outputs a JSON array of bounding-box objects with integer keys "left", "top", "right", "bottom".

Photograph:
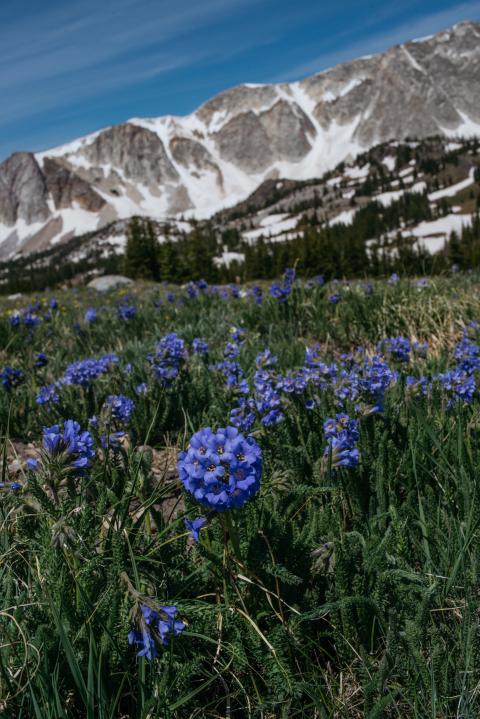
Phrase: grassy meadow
[{"left": 1, "top": 272, "right": 480, "bottom": 717}]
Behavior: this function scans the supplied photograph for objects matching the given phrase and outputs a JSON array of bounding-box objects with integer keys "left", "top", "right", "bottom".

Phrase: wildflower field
[{"left": 2, "top": 271, "right": 480, "bottom": 718}]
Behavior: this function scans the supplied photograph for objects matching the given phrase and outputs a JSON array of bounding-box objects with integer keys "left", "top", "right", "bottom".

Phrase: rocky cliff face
[
  {"left": 82, "top": 124, "right": 180, "bottom": 185},
  {"left": 43, "top": 159, "right": 106, "bottom": 212},
  {"left": 1, "top": 20, "right": 479, "bottom": 258},
  {"left": 0, "top": 153, "right": 49, "bottom": 225}
]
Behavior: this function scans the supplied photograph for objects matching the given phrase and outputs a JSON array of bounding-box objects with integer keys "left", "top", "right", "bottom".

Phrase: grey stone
[{"left": 87, "top": 275, "right": 134, "bottom": 291}]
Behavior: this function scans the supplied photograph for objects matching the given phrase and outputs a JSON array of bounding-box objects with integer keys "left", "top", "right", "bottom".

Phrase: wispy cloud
[
  {"left": 1, "top": 0, "right": 479, "bottom": 160},
  {"left": 276, "top": 1, "right": 480, "bottom": 81},
  {"left": 0, "top": 0, "right": 269, "bottom": 128}
]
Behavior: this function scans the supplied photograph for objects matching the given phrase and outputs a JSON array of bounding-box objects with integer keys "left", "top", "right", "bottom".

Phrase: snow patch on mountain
[{"left": 428, "top": 167, "right": 476, "bottom": 201}]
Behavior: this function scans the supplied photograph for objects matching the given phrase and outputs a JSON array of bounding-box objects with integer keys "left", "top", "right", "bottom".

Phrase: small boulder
[{"left": 87, "top": 275, "right": 134, "bottom": 292}]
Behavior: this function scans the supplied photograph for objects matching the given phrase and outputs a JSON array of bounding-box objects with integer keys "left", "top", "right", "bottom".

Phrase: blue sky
[{"left": 1, "top": 0, "right": 479, "bottom": 160}]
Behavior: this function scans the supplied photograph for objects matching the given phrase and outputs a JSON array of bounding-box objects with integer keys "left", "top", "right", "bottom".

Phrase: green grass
[{"left": 1, "top": 274, "right": 480, "bottom": 717}]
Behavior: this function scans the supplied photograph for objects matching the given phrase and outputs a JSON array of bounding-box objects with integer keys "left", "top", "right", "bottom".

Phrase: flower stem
[{"left": 223, "top": 512, "right": 242, "bottom": 560}]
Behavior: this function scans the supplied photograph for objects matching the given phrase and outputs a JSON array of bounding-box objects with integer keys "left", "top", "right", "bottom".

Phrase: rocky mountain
[
  {"left": 1, "top": 133, "right": 478, "bottom": 295},
  {"left": 0, "top": 20, "right": 479, "bottom": 260}
]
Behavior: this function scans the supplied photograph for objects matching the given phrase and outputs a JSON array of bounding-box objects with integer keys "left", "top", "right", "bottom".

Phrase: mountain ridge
[{"left": 1, "top": 20, "right": 479, "bottom": 259}]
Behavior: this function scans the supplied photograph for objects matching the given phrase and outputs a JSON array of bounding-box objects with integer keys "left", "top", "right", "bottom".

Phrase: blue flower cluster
[
  {"left": 1, "top": 367, "right": 24, "bottom": 391},
  {"left": 192, "top": 338, "right": 209, "bottom": 355},
  {"left": 406, "top": 375, "right": 429, "bottom": 397},
  {"left": 34, "top": 352, "right": 48, "bottom": 368},
  {"left": 128, "top": 604, "right": 185, "bottom": 660},
  {"left": 336, "top": 355, "right": 397, "bottom": 414},
  {"left": 438, "top": 369, "right": 475, "bottom": 406},
  {"left": 178, "top": 426, "right": 262, "bottom": 511},
  {"left": 85, "top": 307, "right": 97, "bottom": 323},
  {"left": 36, "top": 383, "right": 60, "bottom": 406},
  {"left": 117, "top": 302, "right": 136, "bottom": 321},
  {"left": 185, "top": 279, "right": 209, "bottom": 300},
  {"left": 270, "top": 267, "right": 296, "bottom": 302},
  {"left": 381, "top": 336, "right": 411, "bottom": 362},
  {"left": 454, "top": 334, "right": 480, "bottom": 374},
  {"left": 328, "top": 293, "right": 341, "bottom": 305},
  {"left": 62, "top": 354, "right": 119, "bottom": 388},
  {"left": 149, "top": 332, "right": 186, "bottom": 387},
  {"left": 252, "top": 355, "right": 285, "bottom": 427},
  {"left": 323, "top": 414, "right": 360, "bottom": 469},
  {"left": 8, "top": 299, "right": 59, "bottom": 330},
  {"left": 0, "top": 481, "right": 22, "bottom": 493},
  {"left": 184, "top": 516, "right": 207, "bottom": 542},
  {"left": 103, "top": 394, "right": 135, "bottom": 424},
  {"left": 212, "top": 330, "right": 249, "bottom": 396},
  {"left": 43, "top": 420, "right": 95, "bottom": 472},
  {"left": 249, "top": 285, "right": 263, "bottom": 304},
  {"left": 9, "top": 308, "right": 41, "bottom": 329}
]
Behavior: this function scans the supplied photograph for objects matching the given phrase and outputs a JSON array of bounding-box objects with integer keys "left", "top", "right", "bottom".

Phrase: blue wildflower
[
  {"left": 85, "top": 308, "right": 97, "bottom": 322},
  {"left": 270, "top": 268, "right": 296, "bottom": 302},
  {"left": 405, "top": 376, "right": 429, "bottom": 397},
  {"left": 62, "top": 354, "right": 118, "bottom": 388},
  {"left": 23, "top": 312, "right": 41, "bottom": 328},
  {"left": 192, "top": 338, "right": 209, "bottom": 355},
  {"left": 230, "top": 397, "right": 257, "bottom": 432},
  {"left": 43, "top": 420, "right": 95, "bottom": 472},
  {"left": 36, "top": 384, "right": 60, "bottom": 406},
  {"left": 104, "top": 394, "right": 134, "bottom": 424},
  {"left": 100, "top": 431, "right": 126, "bottom": 449},
  {"left": 0, "top": 481, "right": 22, "bottom": 493},
  {"left": 438, "top": 369, "right": 475, "bottom": 406},
  {"left": 250, "top": 286, "right": 263, "bottom": 304},
  {"left": 323, "top": 414, "right": 360, "bottom": 469},
  {"left": 128, "top": 604, "right": 185, "bottom": 660},
  {"left": 381, "top": 336, "right": 411, "bottom": 363},
  {"left": 328, "top": 293, "right": 341, "bottom": 305},
  {"left": 9, "top": 312, "right": 21, "bottom": 327},
  {"left": 229, "top": 327, "right": 246, "bottom": 344},
  {"left": 1, "top": 367, "right": 24, "bottom": 391},
  {"left": 184, "top": 516, "right": 207, "bottom": 542},
  {"left": 149, "top": 333, "right": 186, "bottom": 387},
  {"left": 454, "top": 334, "right": 480, "bottom": 375},
  {"left": 178, "top": 426, "right": 262, "bottom": 512},
  {"left": 255, "top": 349, "right": 278, "bottom": 369},
  {"left": 117, "top": 303, "right": 136, "bottom": 321},
  {"left": 34, "top": 352, "right": 48, "bottom": 368}
]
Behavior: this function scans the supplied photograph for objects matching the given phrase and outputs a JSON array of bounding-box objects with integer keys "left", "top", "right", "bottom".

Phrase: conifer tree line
[
  {"left": 1, "top": 186, "right": 479, "bottom": 295},
  {"left": 122, "top": 195, "right": 480, "bottom": 286}
]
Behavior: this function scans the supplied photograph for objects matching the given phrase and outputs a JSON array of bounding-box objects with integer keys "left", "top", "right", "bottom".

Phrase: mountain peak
[{"left": 1, "top": 21, "right": 479, "bottom": 259}]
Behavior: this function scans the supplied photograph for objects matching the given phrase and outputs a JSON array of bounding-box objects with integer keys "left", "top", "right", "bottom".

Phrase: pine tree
[
  {"left": 124, "top": 217, "right": 159, "bottom": 280},
  {"left": 158, "top": 241, "right": 177, "bottom": 282}
]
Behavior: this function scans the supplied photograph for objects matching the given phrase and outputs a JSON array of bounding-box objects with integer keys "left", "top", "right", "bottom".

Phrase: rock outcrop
[{"left": 0, "top": 153, "right": 49, "bottom": 225}]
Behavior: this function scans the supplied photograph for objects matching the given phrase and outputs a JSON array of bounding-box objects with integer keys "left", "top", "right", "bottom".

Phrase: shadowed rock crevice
[{"left": 43, "top": 158, "right": 106, "bottom": 211}]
